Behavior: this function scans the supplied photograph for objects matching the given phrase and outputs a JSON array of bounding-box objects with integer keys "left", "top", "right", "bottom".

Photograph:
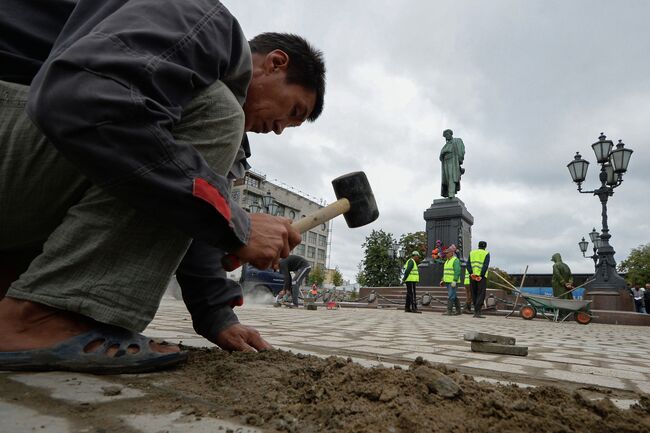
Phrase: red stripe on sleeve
[
  {"left": 230, "top": 296, "right": 244, "bottom": 307},
  {"left": 193, "top": 178, "right": 232, "bottom": 222}
]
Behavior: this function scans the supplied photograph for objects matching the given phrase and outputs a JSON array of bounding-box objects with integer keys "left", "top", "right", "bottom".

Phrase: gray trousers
[{"left": 0, "top": 79, "right": 243, "bottom": 331}]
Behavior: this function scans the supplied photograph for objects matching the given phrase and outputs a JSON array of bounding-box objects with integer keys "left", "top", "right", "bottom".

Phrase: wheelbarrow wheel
[
  {"left": 574, "top": 311, "right": 592, "bottom": 325},
  {"left": 520, "top": 305, "right": 536, "bottom": 320}
]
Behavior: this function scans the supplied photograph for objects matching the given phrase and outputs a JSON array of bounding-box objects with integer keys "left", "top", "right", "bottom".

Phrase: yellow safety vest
[
  {"left": 404, "top": 258, "right": 419, "bottom": 282},
  {"left": 464, "top": 271, "right": 470, "bottom": 285},
  {"left": 469, "top": 249, "right": 489, "bottom": 277},
  {"left": 443, "top": 256, "right": 459, "bottom": 283}
]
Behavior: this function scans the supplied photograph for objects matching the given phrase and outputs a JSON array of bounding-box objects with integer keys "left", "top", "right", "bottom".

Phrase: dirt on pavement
[{"left": 144, "top": 348, "right": 650, "bottom": 433}]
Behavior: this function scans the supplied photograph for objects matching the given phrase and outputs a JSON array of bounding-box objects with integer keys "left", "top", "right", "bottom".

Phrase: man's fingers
[{"left": 248, "top": 332, "right": 274, "bottom": 351}]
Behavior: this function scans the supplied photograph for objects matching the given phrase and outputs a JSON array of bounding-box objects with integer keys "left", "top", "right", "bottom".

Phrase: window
[
  {"left": 295, "top": 244, "right": 305, "bottom": 256},
  {"left": 307, "top": 246, "right": 315, "bottom": 258},
  {"left": 245, "top": 176, "right": 260, "bottom": 189},
  {"left": 308, "top": 232, "right": 317, "bottom": 244},
  {"left": 231, "top": 190, "right": 241, "bottom": 202},
  {"left": 317, "top": 249, "right": 326, "bottom": 261},
  {"left": 321, "top": 223, "right": 327, "bottom": 231},
  {"left": 289, "top": 210, "right": 296, "bottom": 220},
  {"left": 318, "top": 235, "right": 327, "bottom": 247}
]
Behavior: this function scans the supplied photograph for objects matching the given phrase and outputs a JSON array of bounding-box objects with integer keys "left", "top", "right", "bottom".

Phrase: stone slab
[
  {"left": 464, "top": 331, "right": 516, "bottom": 345},
  {"left": 9, "top": 372, "right": 145, "bottom": 403},
  {"left": 0, "top": 401, "right": 71, "bottom": 433},
  {"left": 471, "top": 342, "right": 528, "bottom": 357}
]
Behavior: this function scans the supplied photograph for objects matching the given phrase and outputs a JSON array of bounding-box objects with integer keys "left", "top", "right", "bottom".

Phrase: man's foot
[
  {"left": 410, "top": 310, "right": 422, "bottom": 314},
  {"left": 405, "top": 308, "right": 412, "bottom": 313},
  {"left": 0, "top": 297, "right": 178, "bottom": 355}
]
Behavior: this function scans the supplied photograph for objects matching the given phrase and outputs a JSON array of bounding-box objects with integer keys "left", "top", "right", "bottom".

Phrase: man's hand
[
  {"left": 451, "top": 282, "right": 457, "bottom": 288},
  {"left": 235, "top": 213, "right": 301, "bottom": 270},
  {"left": 213, "top": 323, "right": 273, "bottom": 352}
]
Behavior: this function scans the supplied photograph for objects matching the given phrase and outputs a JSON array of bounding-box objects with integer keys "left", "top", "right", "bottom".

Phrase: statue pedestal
[
  {"left": 583, "top": 288, "right": 634, "bottom": 311},
  {"left": 419, "top": 198, "right": 474, "bottom": 287}
]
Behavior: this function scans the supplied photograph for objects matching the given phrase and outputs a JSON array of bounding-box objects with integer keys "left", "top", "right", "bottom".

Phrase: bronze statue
[
  {"left": 440, "top": 129, "right": 465, "bottom": 198},
  {"left": 551, "top": 253, "right": 574, "bottom": 299}
]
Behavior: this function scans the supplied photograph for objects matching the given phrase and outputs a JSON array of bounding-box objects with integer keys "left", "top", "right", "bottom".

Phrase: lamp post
[
  {"left": 259, "top": 190, "right": 280, "bottom": 216},
  {"left": 567, "top": 133, "right": 633, "bottom": 310},
  {"left": 578, "top": 228, "right": 599, "bottom": 266}
]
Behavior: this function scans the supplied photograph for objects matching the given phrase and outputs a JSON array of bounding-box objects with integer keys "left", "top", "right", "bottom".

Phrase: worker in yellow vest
[
  {"left": 469, "top": 241, "right": 490, "bottom": 318},
  {"left": 439, "top": 244, "right": 461, "bottom": 315},
  {"left": 402, "top": 251, "right": 421, "bottom": 313}
]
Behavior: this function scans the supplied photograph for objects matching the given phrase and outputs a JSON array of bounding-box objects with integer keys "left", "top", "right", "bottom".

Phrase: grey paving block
[
  {"left": 471, "top": 341, "right": 528, "bottom": 357},
  {"left": 464, "top": 331, "right": 516, "bottom": 345},
  {"left": 9, "top": 372, "right": 145, "bottom": 403},
  {"left": 0, "top": 401, "right": 71, "bottom": 433},
  {"left": 123, "top": 411, "right": 263, "bottom": 433}
]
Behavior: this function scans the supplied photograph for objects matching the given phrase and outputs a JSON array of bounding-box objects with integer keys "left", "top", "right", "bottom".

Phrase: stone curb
[
  {"left": 470, "top": 341, "right": 528, "bottom": 356},
  {"left": 463, "top": 331, "right": 516, "bottom": 345}
]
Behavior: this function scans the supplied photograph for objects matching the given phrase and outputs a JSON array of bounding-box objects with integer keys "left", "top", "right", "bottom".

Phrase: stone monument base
[{"left": 583, "top": 288, "right": 634, "bottom": 311}]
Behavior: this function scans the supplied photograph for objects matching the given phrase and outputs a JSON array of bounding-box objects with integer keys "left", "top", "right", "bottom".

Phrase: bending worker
[
  {"left": 0, "top": 0, "right": 326, "bottom": 374},
  {"left": 468, "top": 241, "right": 490, "bottom": 318},
  {"left": 278, "top": 255, "right": 312, "bottom": 308}
]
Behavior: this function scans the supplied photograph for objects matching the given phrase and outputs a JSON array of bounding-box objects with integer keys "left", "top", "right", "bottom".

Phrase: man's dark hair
[
  {"left": 249, "top": 32, "right": 326, "bottom": 121},
  {"left": 478, "top": 241, "right": 487, "bottom": 249}
]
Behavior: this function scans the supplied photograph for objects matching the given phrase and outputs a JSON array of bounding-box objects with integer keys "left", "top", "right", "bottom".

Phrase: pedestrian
[
  {"left": 468, "top": 241, "right": 490, "bottom": 318},
  {"left": 631, "top": 284, "right": 646, "bottom": 314},
  {"left": 645, "top": 284, "right": 650, "bottom": 315},
  {"left": 278, "top": 256, "right": 312, "bottom": 308},
  {"left": 402, "top": 251, "right": 422, "bottom": 313},
  {"left": 0, "top": 0, "right": 326, "bottom": 374},
  {"left": 440, "top": 245, "right": 462, "bottom": 316}
]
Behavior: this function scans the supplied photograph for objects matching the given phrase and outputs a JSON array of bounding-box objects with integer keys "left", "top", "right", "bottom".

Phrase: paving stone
[
  {"left": 463, "top": 360, "right": 526, "bottom": 375},
  {"left": 0, "top": 401, "right": 71, "bottom": 433},
  {"left": 463, "top": 331, "right": 516, "bottom": 345},
  {"left": 9, "top": 372, "right": 145, "bottom": 403},
  {"left": 570, "top": 364, "right": 647, "bottom": 381},
  {"left": 123, "top": 411, "right": 262, "bottom": 433},
  {"left": 471, "top": 342, "right": 528, "bottom": 357},
  {"left": 544, "top": 370, "right": 626, "bottom": 390}
]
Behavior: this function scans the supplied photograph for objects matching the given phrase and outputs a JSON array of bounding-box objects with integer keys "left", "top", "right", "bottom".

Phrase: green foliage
[
  {"left": 486, "top": 266, "right": 516, "bottom": 291},
  {"left": 308, "top": 264, "right": 326, "bottom": 287},
  {"left": 399, "top": 231, "right": 427, "bottom": 259},
  {"left": 347, "top": 287, "right": 359, "bottom": 301},
  {"left": 332, "top": 266, "right": 344, "bottom": 287},
  {"left": 357, "top": 229, "right": 401, "bottom": 287},
  {"left": 618, "top": 243, "right": 650, "bottom": 285}
]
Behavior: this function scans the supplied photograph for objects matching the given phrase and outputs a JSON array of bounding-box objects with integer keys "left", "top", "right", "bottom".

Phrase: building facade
[{"left": 229, "top": 170, "right": 330, "bottom": 273}]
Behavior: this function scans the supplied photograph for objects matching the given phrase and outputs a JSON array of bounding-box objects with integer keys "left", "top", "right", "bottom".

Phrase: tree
[
  {"left": 486, "top": 266, "right": 516, "bottom": 291},
  {"left": 308, "top": 264, "right": 326, "bottom": 287},
  {"left": 332, "top": 267, "right": 344, "bottom": 287},
  {"left": 399, "top": 231, "right": 427, "bottom": 258},
  {"left": 618, "top": 243, "right": 650, "bottom": 286},
  {"left": 357, "top": 229, "right": 401, "bottom": 287}
]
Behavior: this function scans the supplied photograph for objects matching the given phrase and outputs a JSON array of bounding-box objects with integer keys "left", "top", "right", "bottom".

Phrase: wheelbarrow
[
  {"left": 518, "top": 294, "right": 592, "bottom": 324},
  {"left": 492, "top": 269, "right": 594, "bottom": 325}
]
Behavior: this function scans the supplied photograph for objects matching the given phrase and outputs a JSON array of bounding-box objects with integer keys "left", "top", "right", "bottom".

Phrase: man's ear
[{"left": 263, "top": 49, "right": 289, "bottom": 73}]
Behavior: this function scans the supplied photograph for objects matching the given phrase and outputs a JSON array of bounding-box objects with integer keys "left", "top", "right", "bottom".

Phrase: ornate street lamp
[
  {"left": 268, "top": 201, "right": 280, "bottom": 216},
  {"left": 567, "top": 133, "right": 634, "bottom": 309},
  {"left": 249, "top": 203, "right": 261, "bottom": 213},
  {"left": 261, "top": 191, "right": 274, "bottom": 210},
  {"left": 578, "top": 237, "right": 589, "bottom": 257},
  {"left": 579, "top": 233, "right": 598, "bottom": 266}
]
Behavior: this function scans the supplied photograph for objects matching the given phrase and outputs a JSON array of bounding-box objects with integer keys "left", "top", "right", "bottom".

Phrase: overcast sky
[{"left": 225, "top": 0, "right": 649, "bottom": 283}]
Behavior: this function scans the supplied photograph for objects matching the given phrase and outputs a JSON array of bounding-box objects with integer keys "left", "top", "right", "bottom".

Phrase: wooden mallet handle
[{"left": 221, "top": 198, "right": 351, "bottom": 271}]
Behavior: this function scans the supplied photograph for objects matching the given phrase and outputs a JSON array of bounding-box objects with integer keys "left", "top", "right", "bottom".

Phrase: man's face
[
  {"left": 443, "top": 130, "right": 452, "bottom": 140},
  {"left": 244, "top": 53, "right": 316, "bottom": 135}
]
